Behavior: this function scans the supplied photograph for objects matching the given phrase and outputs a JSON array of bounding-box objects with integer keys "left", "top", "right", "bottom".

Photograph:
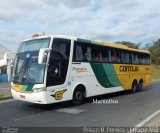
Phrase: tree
[
  {"left": 115, "top": 41, "right": 140, "bottom": 49},
  {"left": 143, "top": 39, "right": 160, "bottom": 64},
  {"left": 147, "top": 39, "right": 160, "bottom": 64}
]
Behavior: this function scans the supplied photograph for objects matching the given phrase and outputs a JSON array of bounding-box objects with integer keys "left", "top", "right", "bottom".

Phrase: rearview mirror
[{"left": 38, "top": 48, "right": 52, "bottom": 64}]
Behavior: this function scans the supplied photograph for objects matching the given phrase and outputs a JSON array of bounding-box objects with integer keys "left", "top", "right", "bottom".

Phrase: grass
[
  {"left": 0, "top": 92, "right": 12, "bottom": 100},
  {"left": 151, "top": 64, "right": 160, "bottom": 79},
  {"left": 0, "top": 83, "right": 12, "bottom": 100}
]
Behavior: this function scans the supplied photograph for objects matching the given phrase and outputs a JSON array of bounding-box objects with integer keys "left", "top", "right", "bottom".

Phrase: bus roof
[
  {"left": 77, "top": 38, "right": 150, "bottom": 54},
  {"left": 22, "top": 34, "right": 150, "bottom": 54},
  {"left": 23, "top": 35, "right": 75, "bottom": 42}
]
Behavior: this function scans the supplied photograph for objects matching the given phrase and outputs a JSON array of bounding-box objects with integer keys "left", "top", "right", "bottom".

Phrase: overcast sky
[{"left": 0, "top": 0, "right": 160, "bottom": 52}]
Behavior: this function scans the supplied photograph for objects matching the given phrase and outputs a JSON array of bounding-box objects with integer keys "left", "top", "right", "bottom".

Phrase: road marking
[
  {"left": 127, "top": 110, "right": 160, "bottom": 133},
  {"left": 135, "top": 109, "right": 160, "bottom": 127},
  {"left": 56, "top": 108, "right": 85, "bottom": 114},
  {"left": 0, "top": 99, "right": 15, "bottom": 104},
  {"left": 127, "top": 109, "right": 160, "bottom": 133}
]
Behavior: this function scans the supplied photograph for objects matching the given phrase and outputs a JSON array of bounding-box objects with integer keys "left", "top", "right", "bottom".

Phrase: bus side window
[
  {"left": 131, "top": 53, "right": 139, "bottom": 64},
  {"left": 101, "top": 47, "right": 109, "bottom": 62},
  {"left": 111, "top": 49, "right": 116, "bottom": 63},
  {"left": 111, "top": 49, "right": 120, "bottom": 63},
  {"left": 146, "top": 55, "right": 150, "bottom": 64},
  {"left": 108, "top": 49, "right": 112, "bottom": 62},
  {"left": 120, "top": 51, "right": 125, "bottom": 63},
  {"left": 122, "top": 51, "right": 126, "bottom": 63},
  {"left": 139, "top": 53, "right": 151, "bottom": 65},
  {"left": 86, "top": 46, "right": 92, "bottom": 61},
  {"left": 125, "top": 52, "right": 131, "bottom": 64},
  {"left": 131, "top": 53, "right": 135, "bottom": 64},
  {"left": 120, "top": 51, "right": 131, "bottom": 64},
  {"left": 74, "top": 44, "right": 83, "bottom": 61},
  {"left": 47, "top": 38, "right": 71, "bottom": 87},
  {"left": 73, "top": 42, "right": 92, "bottom": 62},
  {"left": 81, "top": 44, "right": 92, "bottom": 62},
  {"left": 92, "top": 46, "right": 102, "bottom": 62},
  {"left": 49, "top": 39, "right": 70, "bottom": 77},
  {"left": 117, "top": 50, "right": 121, "bottom": 63},
  {"left": 144, "top": 54, "right": 150, "bottom": 64},
  {"left": 135, "top": 54, "right": 140, "bottom": 64},
  {"left": 140, "top": 54, "right": 144, "bottom": 64},
  {"left": 53, "top": 41, "right": 69, "bottom": 60}
]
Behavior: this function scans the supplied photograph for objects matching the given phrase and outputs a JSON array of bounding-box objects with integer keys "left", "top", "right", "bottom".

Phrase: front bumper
[{"left": 11, "top": 89, "right": 48, "bottom": 104}]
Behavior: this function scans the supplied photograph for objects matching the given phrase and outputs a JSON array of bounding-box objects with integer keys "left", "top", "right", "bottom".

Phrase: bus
[{"left": 11, "top": 34, "right": 151, "bottom": 105}]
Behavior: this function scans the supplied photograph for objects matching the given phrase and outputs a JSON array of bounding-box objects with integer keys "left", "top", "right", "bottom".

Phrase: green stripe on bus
[
  {"left": 103, "top": 64, "right": 121, "bottom": 86},
  {"left": 90, "top": 63, "right": 121, "bottom": 88},
  {"left": 77, "top": 38, "right": 100, "bottom": 46},
  {"left": 90, "top": 63, "right": 114, "bottom": 88},
  {"left": 21, "top": 85, "right": 33, "bottom": 92}
]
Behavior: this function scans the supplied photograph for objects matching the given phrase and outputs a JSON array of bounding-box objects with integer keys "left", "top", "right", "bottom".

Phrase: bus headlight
[{"left": 32, "top": 88, "right": 46, "bottom": 93}]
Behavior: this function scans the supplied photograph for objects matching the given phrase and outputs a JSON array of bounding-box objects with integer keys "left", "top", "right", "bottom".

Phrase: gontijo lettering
[{"left": 119, "top": 66, "right": 139, "bottom": 72}]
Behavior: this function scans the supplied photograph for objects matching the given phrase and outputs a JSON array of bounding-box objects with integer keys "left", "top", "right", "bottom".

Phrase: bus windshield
[
  {"left": 12, "top": 38, "right": 50, "bottom": 85},
  {"left": 18, "top": 38, "right": 50, "bottom": 53}
]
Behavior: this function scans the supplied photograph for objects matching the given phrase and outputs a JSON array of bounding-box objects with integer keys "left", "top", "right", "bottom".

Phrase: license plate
[{"left": 20, "top": 95, "right": 25, "bottom": 99}]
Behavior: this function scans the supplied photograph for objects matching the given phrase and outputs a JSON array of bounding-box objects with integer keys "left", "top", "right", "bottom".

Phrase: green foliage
[
  {"left": 115, "top": 41, "right": 140, "bottom": 49},
  {"left": 144, "top": 39, "right": 160, "bottom": 64},
  {"left": 151, "top": 65, "right": 160, "bottom": 79}
]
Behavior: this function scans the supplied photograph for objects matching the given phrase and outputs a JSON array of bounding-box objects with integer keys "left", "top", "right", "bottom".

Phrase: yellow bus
[{"left": 11, "top": 35, "right": 151, "bottom": 105}]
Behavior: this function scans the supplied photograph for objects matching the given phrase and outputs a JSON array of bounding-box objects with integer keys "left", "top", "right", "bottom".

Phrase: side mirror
[{"left": 38, "top": 48, "right": 52, "bottom": 64}]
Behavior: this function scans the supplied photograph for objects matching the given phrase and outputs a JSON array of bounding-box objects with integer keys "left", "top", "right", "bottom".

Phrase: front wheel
[{"left": 72, "top": 88, "right": 85, "bottom": 106}]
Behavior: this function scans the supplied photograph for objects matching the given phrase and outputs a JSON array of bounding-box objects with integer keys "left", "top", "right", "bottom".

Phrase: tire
[
  {"left": 72, "top": 87, "right": 85, "bottom": 106},
  {"left": 137, "top": 81, "right": 143, "bottom": 92},
  {"left": 131, "top": 81, "right": 137, "bottom": 93}
]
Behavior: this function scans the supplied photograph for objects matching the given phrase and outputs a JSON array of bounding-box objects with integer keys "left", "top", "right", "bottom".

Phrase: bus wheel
[
  {"left": 72, "top": 87, "right": 85, "bottom": 106},
  {"left": 137, "top": 80, "right": 143, "bottom": 92},
  {"left": 131, "top": 80, "right": 137, "bottom": 93}
]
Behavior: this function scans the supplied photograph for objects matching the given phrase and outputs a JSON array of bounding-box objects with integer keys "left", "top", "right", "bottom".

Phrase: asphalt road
[{"left": 0, "top": 80, "right": 160, "bottom": 128}]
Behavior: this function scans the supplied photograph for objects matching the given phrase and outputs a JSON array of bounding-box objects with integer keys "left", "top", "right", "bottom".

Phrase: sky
[{"left": 0, "top": 0, "right": 160, "bottom": 52}]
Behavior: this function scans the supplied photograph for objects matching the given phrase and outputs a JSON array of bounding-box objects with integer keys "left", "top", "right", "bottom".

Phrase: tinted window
[
  {"left": 52, "top": 38, "right": 70, "bottom": 60},
  {"left": 47, "top": 38, "right": 71, "bottom": 87},
  {"left": 92, "top": 46, "right": 102, "bottom": 62},
  {"left": 73, "top": 41, "right": 92, "bottom": 62},
  {"left": 139, "top": 53, "right": 150, "bottom": 64},
  {"left": 73, "top": 41, "right": 150, "bottom": 65},
  {"left": 131, "top": 53, "right": 139, "bottom": 64},
  {"left": 111, "top": 49, "right": 121, "bottom": 63},
  {"left": 101, "top": 47, "right": 110, "bottom": 62},
  {"left": 145, "top": 55, "right": 150, "bottom": 64}
]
